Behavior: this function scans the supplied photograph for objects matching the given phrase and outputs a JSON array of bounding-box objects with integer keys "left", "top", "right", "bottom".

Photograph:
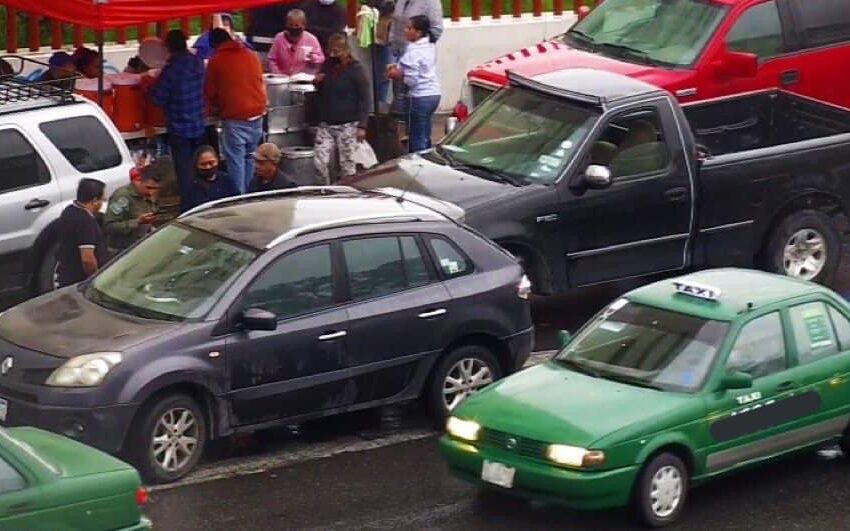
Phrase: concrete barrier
[{"left": 17, "top": 13, "right": 576, "bottom": 114}]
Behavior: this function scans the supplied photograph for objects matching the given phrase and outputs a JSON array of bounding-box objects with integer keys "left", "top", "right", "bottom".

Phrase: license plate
[
  {"left": 481, "top": 460, "right": 515, "bottom": 488},
  {"left": 0, "top": 398, "right": 8, "bottom": 423}
]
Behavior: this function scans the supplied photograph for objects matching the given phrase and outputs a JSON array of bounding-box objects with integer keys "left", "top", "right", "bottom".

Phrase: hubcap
[
  {"left": 443, "top": 358, "right": 494, "bottom": 411},
  {"left": 151, "top": 408, "right": 199, "bottom": 472},
  {"left": 650, "top": 465, "right": 682, "bottom": 518},
  {"left": 783, "top": 229, "right": 826, "bottom": 280}
]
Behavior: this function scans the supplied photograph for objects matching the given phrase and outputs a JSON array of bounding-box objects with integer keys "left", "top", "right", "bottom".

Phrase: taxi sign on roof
[{"left": 673, "top": 280, "right": 721, "bottom": 301}]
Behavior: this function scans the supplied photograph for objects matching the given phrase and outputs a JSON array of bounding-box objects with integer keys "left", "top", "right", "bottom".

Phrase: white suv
[{"left": 0, "top": 81, "right": 132, "bottom": 300}]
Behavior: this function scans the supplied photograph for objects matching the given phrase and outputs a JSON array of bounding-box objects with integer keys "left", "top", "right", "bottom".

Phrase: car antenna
[{"left": 396, "top": 161, "right": 424, "bottom": 204}]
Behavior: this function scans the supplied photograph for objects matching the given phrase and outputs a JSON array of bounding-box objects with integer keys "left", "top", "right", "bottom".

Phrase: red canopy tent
[{"left": 2, "top": 0, "right": 291, "bottom": 29}]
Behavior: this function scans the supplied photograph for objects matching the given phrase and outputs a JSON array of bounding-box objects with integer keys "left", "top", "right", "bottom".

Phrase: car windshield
[
  {"left": 86, "top": 224, "right": 257, "bottom": 321},
  {"left": 555, "top": 299, "right": 729, "bottom": 392},
  {"left": 564, "top": 0, "right": 728, "bottom": 67},
  {"left": 438, "top": 87, "right": 599, "bottom": 184}
]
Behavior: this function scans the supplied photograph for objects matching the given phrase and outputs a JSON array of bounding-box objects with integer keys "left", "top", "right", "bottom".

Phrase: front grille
[{"left": 479, "top": 428, "right": 548, "bottom": 461}]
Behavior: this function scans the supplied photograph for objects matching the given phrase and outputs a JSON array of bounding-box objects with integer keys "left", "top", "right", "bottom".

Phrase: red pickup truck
[{"left": 467, "top": 0, "right": 850, "bottom": 109}]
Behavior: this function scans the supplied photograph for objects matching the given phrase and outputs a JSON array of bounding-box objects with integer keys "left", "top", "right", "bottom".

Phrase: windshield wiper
[
  {"left": 596, "top": 42, "right": 658, "bottom": 65},
  {"left": 88, "top": 288, "right": 180, "bottom": 322},
  {"left": 601, "top": 372, "right": 665, "bottom": 391},
  {"left": 449, "top": 160, "right": 525, "bottom": 187},
  {"left": 565, "top": 29, "right": 596, "bottom": 48},
  {"left": 555, "top": 358, "right": 601, "bottom": 378}
]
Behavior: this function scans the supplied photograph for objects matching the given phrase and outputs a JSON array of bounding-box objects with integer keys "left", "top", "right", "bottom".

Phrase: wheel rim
[
  {"left": 51, "top": 261, "right": 60, "bottom": 291},
  {"left": 443, "top": 357, "right": 494, "bottom": 411},
  {"left": 783, "top": 228, "right": 826, "bottom": 280},
  {"left": 650, "top": 465, "right": 683, "bottom": 518},
  {"left": 151, "top": 407, "right": 199, "bottom": 473}
]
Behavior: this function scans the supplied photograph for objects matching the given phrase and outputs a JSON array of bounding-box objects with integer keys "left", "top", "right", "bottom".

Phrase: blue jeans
[
  {"left": 167, "top": 133, "right": 205, "bottom": 212},
  {"left": 408, "top": 95, "right": 440, "bottom": 153},
  {"left": 372, "top": 44, "right": 392, "bottom": 104},
  {"left": 221, "top": 118, "right": 263, "bottom": 194}
]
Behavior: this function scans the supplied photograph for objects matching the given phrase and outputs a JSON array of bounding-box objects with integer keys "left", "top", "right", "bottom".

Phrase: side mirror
[
  {"left": 720, "top": 371, "right": 753, "bottom": 390},
  {"left": 557, "top": 330, "right": 573, "bottom": 349},
  {"left": 712, "top": 50, "right": 758, "bottom": 79},
  {"left": 242, "top": 308, "right": 277, "bottom": 331},
  {"left": 583, "top": 164, "right": 612, "bottom": 189}
]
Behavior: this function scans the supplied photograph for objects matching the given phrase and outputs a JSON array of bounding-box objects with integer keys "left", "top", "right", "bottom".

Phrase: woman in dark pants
[{"left": 386, "top": 15, "right": 441, "bottom": 152}]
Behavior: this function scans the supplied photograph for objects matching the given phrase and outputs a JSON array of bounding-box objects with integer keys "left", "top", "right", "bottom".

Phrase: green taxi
[
  {"left": 0, "top": 426, "right": 151, "bottom": 529},
  {"left": 440, "top": 269, "right": 850, "bottom": 527}
]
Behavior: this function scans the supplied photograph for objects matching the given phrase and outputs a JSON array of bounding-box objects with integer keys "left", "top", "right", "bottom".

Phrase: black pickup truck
[{"left": 349, "top": 68, "right": 850, "bottom": 295}]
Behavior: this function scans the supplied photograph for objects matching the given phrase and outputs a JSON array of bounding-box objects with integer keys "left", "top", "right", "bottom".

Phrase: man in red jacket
[{"left": 204, "top": 28, "right": 267, "bottom": 195}]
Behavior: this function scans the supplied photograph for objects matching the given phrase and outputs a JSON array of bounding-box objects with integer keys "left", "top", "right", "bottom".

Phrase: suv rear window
[
  {"left": 0, "top": 129, "right": 50, "bottom": 192},
  {"left": 39, "top": 116, "right": 122, "bottom": 172},
  {"left": 428, "top": 237, "right": 473, "bottom": 279}
]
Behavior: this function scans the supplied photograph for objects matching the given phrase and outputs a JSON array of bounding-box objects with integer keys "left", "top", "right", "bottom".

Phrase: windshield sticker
[
  {"left": 600, "top": 321, "right": 626, "bottom": 333},
  {"left": 179, "top": 245, "right": 193, "bottom": 255},
  {"left": 802, "top": 309, "right": 833, "bottom": 349},
  {"left": 538, "top": 154, "right": 561, "bottom": 167},
  {"left": 560, "top": 140, "right": 574, "bottom": 150},
  {"left": 601, "top": 298, "right": 628, "bottom": 319},
  {"left": 480, "top": 156, "right": 495, "bottom": 164},
  {"left": 440, "top": 258, "right": 460, "bottom": 274}
]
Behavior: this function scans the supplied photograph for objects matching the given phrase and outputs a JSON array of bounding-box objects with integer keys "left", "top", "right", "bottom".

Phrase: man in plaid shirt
[{"left": 151, "top": 29, "right": 206, "bottom": 212}]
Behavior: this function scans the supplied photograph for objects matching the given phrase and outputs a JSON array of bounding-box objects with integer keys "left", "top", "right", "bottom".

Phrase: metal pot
[
  {"left": 263, "top": 74, "right": 291, "bottom": 107},
  {"left": 280, "top": 146, "right": 320, "bottom": 186}
]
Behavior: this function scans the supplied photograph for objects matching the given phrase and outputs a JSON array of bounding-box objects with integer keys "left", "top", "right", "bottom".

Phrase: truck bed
[{"left": 683, "top": 91, "right": 850, "bottom": 157}]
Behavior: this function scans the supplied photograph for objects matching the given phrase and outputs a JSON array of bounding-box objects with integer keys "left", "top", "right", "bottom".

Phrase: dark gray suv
[{"left": 0, "top": 187, "right": 533, "bottom": 483}]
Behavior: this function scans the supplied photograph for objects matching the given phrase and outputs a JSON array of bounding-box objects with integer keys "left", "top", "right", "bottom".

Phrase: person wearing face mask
[
  {"left": 313, "top": 33, "right": 370, "bottom": 182},
  {"left": 56, "top": 179, "right": 109, "bottom": 287},
  {"left": 268, "top": 9, "right": 326, "bottom": 75},
  {"left": 302, "top": 0, "right": 347, "bottom": 54},
  {"left": 182, "top": 146, "right": 238, "bottom": 211}
]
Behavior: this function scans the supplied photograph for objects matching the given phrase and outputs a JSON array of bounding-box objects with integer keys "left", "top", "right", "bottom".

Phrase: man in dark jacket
[
  {"left": 302, "top": 0, "right": 347, "bottom": 53},
  {"left": 249, "top": 143, "right": 297, "bottom": 193}
]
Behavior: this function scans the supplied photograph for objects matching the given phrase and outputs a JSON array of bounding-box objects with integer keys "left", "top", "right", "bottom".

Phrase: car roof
[
  {"left": 625, "top": 268, "right": 831, "bottom": 321},
  {"left": 179, "top": 187, "right": 453, "bottom": 250},
  {"left": 510, "top": 68, "right": 664, "bottom": 108}
]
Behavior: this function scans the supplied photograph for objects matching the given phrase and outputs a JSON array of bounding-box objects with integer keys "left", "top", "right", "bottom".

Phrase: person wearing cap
[
  {"left": 36, "top": 52, "right": 78, "bottom": 89},
  {"left": 193, "top": 13, "right": 253, "bottom": 61},
  {"left": 103, "top": 163, "right": 162, "bottom": 255},
  {"left": 249, "top": 143, "right": 297, "bottom": 193}
]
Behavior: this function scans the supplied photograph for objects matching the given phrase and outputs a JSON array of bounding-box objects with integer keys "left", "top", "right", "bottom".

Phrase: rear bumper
[
  {"left": 0, "top": 393, "right": 136, "bottom": 454},
  {"left": 120, "top": 516, "right": 153, "bottom": 530},
  {"left": 439, "top": 435, "right": 637, "bottom": 510},
  {"left": 504, "top": 326, "right": 534, "bottom": 372}
]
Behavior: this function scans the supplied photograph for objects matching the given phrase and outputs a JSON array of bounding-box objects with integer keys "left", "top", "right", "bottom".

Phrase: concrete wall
[{"left": 18, "top": 13, "right": 577, "bottom": 113}]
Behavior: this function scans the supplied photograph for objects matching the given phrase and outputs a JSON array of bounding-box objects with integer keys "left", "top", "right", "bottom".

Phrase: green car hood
[{"left": 456, "top": 362, "right": 693, "bottom": 447}]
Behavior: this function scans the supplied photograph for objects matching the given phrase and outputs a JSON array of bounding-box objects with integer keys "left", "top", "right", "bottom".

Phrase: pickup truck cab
[
  {"left": 468, "top": 0, "right": 850, "bottom": 109},
  {"left": 0, "top": 65, "right": 133, "bottom": 301},
  {"left": 349, "top": 68, "right": 850, "bottom": 294}
]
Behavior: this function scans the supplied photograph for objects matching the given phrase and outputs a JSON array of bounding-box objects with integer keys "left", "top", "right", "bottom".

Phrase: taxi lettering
[{"left": 735, "top": 391, "right": 762, "bottom": 405}]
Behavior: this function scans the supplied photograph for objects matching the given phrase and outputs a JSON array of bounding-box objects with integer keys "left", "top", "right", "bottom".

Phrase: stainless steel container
[
  {"left": 263, "top": 74, "right": 291, "bottom": 107},
  {"left": 267, "top": 105, "right": 306, "bottom": 133},
  {"left": 280, "top": 146, "right": 320, "bottom": 186}
]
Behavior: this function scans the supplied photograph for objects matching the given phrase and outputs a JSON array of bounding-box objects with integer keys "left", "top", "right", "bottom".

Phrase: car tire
[
  {"left": 427, "top": 344, "right": 502, "bottom": 423},
  {"left": 126, "top": 393, "right": 207, "bottom": 484},
  {"left": 766, "top": 209, "right": 840, "bottom": 286},
  {"left": 839, "top": 427, "right": 850, "bottom": 459},
  {"left": 35, "top": 240, "right": 60, "bottom": 294},
  {"left": 632, "top": 453, "right": 688, "bottom": 528}
]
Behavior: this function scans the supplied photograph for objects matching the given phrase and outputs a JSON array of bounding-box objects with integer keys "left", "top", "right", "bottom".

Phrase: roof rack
[
  {"left": 0, "top": 55, "right": 81, "bottom": 106},
  {"left": 179, "top": 186, "right": 360, "bottom": 218},
  {"left": 265, "top": 213, "right": 443, "bottom": 249}
]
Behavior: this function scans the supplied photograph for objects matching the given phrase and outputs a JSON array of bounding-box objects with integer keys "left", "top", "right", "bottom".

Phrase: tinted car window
[
  {"left": 794, "top": 0, "right": 850, "bottom": 48},
  {"left": 344, "top": 236, "right": 431, "bottom": 300},
  {"left": 725, "top": 0, "right": 783, "bottom": 58},
  {"left": 790, "top": 302, "right": 839, "bottom": 365},
  {"left": 828, "top": 305, "right": 850, "bottom": 351},
  {"left": 595, "top": 111, "right": 671, "bottom": 179},
  {"left": 0, "top": 456, "right": 26, "bottom": 494},
  {"left": 726, "top": 312, "right": 786, "bottom": 378},
  {"left": 400, "top": 236, "right": 431, "bottom": 287},
  {"left": 245, "top": 244, "right": 334, "bottom": 319},
  {"left": 0, "top": 129, "right": 50, "bottom": 192},
  {"left": 428, "top": 237, "right": 473, "bottom": 279},
  {"left": 39, "top": 116, "right": 122, "bottom": 172}
]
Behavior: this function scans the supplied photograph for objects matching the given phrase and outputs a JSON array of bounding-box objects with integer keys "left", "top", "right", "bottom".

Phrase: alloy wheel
[
  {"left": 151, "top": 407, "right": 199, "bottom": 472},
  {"left": 443, "top": 357, "right": 494, "bottom": 411},
  {"left": 783, "top": 228, "right": 826, "bottom": 280}
]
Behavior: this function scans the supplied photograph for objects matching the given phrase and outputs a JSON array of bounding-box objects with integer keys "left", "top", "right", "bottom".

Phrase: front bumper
[
  {"left": 0, "top": 392, "right": 137, "bottom": 454},
  {"left": 439, "top": 435, "right": 638, "bottom": 510}
]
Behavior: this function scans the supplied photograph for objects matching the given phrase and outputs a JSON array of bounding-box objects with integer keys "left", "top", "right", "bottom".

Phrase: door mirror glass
[
  {"left": 242, "top": 308, "right": 277, "bottom": 331},
  {"left": 720, "top": 371, "right": 753, "bottom": 390},
  {"left": 583, "top": 164, "right": 612, "bottom": 189},
  {"left": 713, "top": 50, "right": 758, "bottom": 79},
  {"left": 557, "top": 330, "right": 573, "bottom": 349}
]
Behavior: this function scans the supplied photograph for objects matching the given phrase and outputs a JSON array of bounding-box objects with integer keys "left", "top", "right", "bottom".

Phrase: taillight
[
  {"left": 517, "top": 275, "right": 532, "bottom": 299},
  {"left": 453, "top": 101, "right": 470, "bottom": 122},
  {"left": 136, "top": 486, "right": 149, "bottom": 506}
]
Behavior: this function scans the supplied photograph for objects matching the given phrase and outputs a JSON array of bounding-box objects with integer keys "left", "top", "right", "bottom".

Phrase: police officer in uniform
[{"left": 104, "top": 164, "right": 162, "bottom": 255}]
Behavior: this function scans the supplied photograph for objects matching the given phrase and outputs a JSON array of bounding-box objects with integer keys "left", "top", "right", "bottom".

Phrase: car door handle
[
  {"left": 663, "top": 187, "right": 688, "bottom": 203},
  {"left": 776, "top": 381, "right": 797, "bottom": 392},
  {"left": 24, "top": 198, "right": 50, "bottom": 210},
  {"left": 780, "top": 70, "right": 800, "bottom": 86},
  {"left": 418, "top": 308, "right": 447, "bottom": 319},
  {"left": 318, "top": 331, "right": 347, "bottom": 341}
]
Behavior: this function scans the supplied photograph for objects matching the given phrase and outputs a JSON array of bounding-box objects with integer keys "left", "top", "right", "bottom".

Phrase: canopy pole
[{"left": 97, "top": 31, "right": 105, "bottom": 106}]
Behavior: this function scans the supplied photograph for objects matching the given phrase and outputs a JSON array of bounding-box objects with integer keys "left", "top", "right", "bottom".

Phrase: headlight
[
  {"left": 446, "top": 416, "right": 481, "bottom": 441},
  {"left": 46, "top": 352, "right": 123, "bottom": 387},
  {"left": 546, "top": 444, "right": 605, "bottom": 468}
]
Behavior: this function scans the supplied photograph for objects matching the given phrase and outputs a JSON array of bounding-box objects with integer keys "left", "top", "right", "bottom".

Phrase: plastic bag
[{"left": 353, "top": 140, "right": 378, "bottom": 170}]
